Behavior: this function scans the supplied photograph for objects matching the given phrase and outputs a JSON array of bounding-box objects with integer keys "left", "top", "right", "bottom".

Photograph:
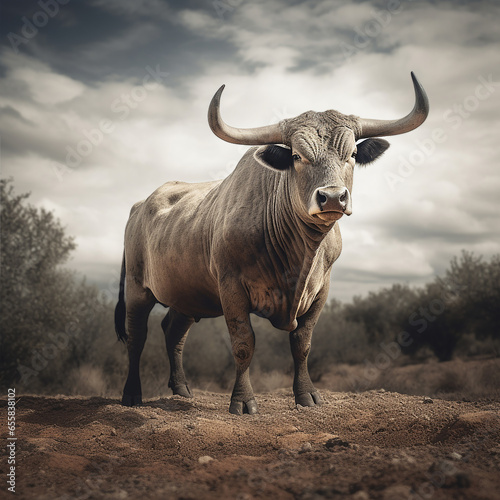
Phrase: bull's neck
[{"left": 266, "top": 172, "right": 329, "bottom": 295}]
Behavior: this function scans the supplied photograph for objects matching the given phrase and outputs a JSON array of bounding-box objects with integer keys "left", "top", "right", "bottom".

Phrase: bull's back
[{"left": 125, "top": 180, "right": 223, "bottom": 317}]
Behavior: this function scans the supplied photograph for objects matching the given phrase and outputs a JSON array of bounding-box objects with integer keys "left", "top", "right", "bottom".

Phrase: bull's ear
[
  {"left": 254, "top": 145, "right": 292, "bottom": 171},
  {"left": 355, "top": 138, "right": 390, "bottom": 166}
]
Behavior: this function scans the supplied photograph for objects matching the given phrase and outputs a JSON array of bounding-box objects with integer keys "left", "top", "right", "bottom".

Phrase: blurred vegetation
[
  {"left": 0, "top": 179, "right": 111, "bottom": 392},
  {"left": 1, "top": 179, "right": 499, "bottom": 399}
]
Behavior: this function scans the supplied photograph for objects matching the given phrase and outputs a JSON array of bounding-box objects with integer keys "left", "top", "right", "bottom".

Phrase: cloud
[
  {"left": 90, "top": 0, "right": 173, "bottom": 19},
  {"left": 10, "top": 68, "right": 85, "bottom": 105},
  {"left": 0, "top": 0, "right": 499, "bottom": 300}
]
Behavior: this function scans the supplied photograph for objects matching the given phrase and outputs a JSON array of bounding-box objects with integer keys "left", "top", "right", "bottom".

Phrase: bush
[
  {"left": 400, "top": 252, "right": 500, "bottom": 361},
  {"left": 0, "top": 179, "right": 112, "bottom": 392}
]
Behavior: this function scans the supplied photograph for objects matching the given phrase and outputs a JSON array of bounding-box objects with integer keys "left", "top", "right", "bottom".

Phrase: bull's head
[{"left": 208, "top": 73, "right": 429, "bottom": 228}]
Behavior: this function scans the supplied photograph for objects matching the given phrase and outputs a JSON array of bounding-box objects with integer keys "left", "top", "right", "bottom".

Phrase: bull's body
[
  {"left": 116, "top": 74, "right": 429, "bottom": 414},
  {"left": 127, "top": 148, "right": 340, "bottom": 329}
]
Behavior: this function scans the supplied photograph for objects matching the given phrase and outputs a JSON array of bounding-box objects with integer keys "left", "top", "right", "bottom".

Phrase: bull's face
[{"left": 254, "top": 120, "right": 390, "bottom": 227}]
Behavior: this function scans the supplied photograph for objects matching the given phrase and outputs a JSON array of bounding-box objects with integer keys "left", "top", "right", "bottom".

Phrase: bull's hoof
[
  {"left": 229, "top": 398, "right": 258, "bottom": 415},
  {"left": 171, "top": 384, "right": 193, "bottom": 398},
  {"left": 121, "top": 394, "right": 142, "bottom": 406},
  {"left": 295, "top": 391, "right": 322, "bottom": 407}
]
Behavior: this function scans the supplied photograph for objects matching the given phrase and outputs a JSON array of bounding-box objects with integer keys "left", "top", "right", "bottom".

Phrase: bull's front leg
[
  {"left": 226, "top": 316, "right": 257, "bottom": 415},
  {"left": 289, "top": 290, "right": 328, "bottom": 407},
  {"left": 220, "top": 284, "right": 258, "bottom": 415}
]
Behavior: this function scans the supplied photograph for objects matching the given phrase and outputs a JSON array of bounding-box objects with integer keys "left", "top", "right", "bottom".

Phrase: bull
[{"left": 115, "top": 72, "right": 429, "bottom": 414}]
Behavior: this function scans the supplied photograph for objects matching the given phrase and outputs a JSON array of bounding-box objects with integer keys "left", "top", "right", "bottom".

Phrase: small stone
[
  {"left": 110, "top": 428, "right": 117, "bottom": 436},
  {"left": 299, "top": 442, "right": 312, "bottom": 453},
  {"left": 198, "top": 455, "right": 214, "bottom": 465},
  {"left": 449, "top": 451, "right": 462, "bottom": 461},
  {"left": 423, "top": 396, "right": 434, "bottom": 404}
]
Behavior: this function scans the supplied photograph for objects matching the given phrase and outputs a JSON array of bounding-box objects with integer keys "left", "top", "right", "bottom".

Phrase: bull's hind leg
[
  {"left": 122, "top": 282, "right": 155, "bottom": 406},
  {"left": 161, "top": 308, "right": 194, "bottom": 398}
]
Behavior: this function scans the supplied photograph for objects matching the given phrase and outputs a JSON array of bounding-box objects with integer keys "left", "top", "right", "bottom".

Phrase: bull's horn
[
  {"left": 208, "top": 85, "right": 284, "bottom": 145},
  {"left": 357, "top": 72, "right": 429, "bottom": 139}
]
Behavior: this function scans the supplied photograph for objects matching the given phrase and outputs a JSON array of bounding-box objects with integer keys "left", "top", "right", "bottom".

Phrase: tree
[
  {"left": 344, "top": 284, "right": 417, "bottom": 345},
  {"left": 0, "top": 179, "right": 106, "bottom": 390},
  {"left": 442, "top": 251, "right": 500, "bottom": 340},
  {"left": 401, "top": 251, "right": 500, "bottom": 361}
]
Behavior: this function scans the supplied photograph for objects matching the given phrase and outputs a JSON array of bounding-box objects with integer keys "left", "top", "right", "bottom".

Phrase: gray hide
[{"left": 116, "top": 73, "right": 429, "bottom": 414}]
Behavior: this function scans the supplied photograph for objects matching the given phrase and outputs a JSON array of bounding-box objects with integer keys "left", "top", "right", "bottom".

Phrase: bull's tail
[{"left": 114, "top": 252, "right": 128, "bottom": 343}]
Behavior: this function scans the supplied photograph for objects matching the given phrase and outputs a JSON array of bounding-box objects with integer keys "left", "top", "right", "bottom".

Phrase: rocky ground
[{"left": 2, "top": 390, "right": 499, "bottom": 499}]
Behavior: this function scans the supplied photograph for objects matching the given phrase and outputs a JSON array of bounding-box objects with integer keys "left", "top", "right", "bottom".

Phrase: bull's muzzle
[{"left": 310, "top": 186, "right": 352, "bottom": 221}]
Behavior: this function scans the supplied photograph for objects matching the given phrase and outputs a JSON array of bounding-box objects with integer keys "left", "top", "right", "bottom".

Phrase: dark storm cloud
[{"left": 1, "top": 0, "right": 240, "bottom": 88}]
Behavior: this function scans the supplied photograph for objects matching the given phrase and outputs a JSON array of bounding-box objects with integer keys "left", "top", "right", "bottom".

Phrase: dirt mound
[{"left": 3, "top": 390, "right": 499, "bottom": 499}]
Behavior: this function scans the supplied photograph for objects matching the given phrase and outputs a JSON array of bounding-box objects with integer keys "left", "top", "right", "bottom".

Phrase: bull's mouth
[{"left": 312, "top": 210, "right": 345, "bottom": 223}]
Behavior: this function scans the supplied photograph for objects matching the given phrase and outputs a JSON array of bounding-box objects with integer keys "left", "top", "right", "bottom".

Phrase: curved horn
[
  {"left": 208, "top": 85, "right": 284, "bottom": 145},
  {"left": 358, "top": 72, "right": 429, "bottom": 139}
]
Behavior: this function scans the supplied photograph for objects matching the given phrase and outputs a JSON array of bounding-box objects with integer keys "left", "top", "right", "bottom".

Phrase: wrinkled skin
[{"left": 119, "top": 112, "right": 389, "bottom": 414}]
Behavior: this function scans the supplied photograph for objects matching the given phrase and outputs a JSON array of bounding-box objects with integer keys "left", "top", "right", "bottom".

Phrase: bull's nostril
[
  {"left": 339, "top": 190, "right": 347, "bottom": 202},
  {"left": 317, "top": 191, "right": 328, "bottom": 208}
]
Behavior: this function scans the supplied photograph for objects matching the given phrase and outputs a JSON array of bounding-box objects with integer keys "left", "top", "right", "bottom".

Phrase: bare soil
[{"left": 3, "top": 390, "right": 500, "bottom": 500}]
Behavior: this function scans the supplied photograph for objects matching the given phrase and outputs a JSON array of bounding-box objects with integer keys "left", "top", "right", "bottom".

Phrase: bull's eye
[
  {"left": 292, "top": 153, "right": 301, "bottom": 162},
  {"left": 351, "top": 151, "right": 357, "bottom": 159}
]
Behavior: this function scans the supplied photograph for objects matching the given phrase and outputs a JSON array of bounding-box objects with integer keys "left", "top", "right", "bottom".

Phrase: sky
[{"left": 1, "top": 0, "right": 499, "bottom": 303}]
